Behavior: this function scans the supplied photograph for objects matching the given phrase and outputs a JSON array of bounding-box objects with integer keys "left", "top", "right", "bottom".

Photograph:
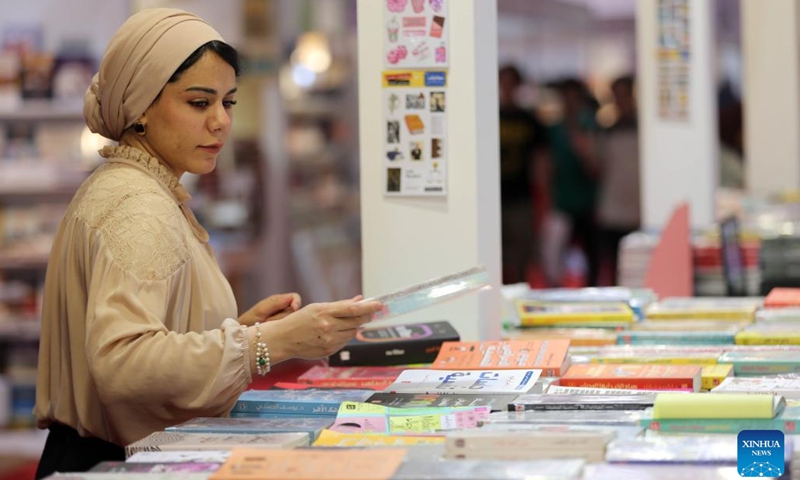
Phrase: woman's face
[{"left": 140, "top": 51, "right": 237, "bottom": 178}]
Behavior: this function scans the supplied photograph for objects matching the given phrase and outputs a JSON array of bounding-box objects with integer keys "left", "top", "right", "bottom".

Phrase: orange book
[
  {"left": 559, "top": 364, "right": 702, "bottom": 392},
  {"left": 430, "top": 340, "right": 571, "bottom": 377},
  {"left": 404, "top": 114, "right": 424, "bottom": 134},
  {"left": 211, "top": 448, "right": 407, "bottom": 480},
  {"left": 296, "top": 366, "right": 405, "bottom": 390},
  {"left": 764, "top": 288, "right": 800, "bottom": 308}
]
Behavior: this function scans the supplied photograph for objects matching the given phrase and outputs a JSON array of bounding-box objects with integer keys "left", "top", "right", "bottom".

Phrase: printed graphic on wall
[
  {"left": 384, "top": 0, "right": 448, "bottom": 69},
  {"left": 657, "top": 0, "right": 690, "bottom": 121},
  {"left": 383, "top": 70, "right": 447, "bottom": 196}
]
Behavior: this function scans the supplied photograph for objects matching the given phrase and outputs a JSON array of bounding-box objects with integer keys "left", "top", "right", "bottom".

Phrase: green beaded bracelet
[{"left": 253, "top": 322, "right": 271, "bottom": 376}]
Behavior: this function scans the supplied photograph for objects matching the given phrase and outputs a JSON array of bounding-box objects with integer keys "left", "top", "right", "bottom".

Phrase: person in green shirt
[{"left": 547, "top": 78, "right": 600, "bottom": 286}]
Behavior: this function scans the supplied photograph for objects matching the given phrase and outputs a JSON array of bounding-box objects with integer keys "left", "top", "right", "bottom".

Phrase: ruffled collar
[
  {"left": 99, "top": 145, "right": 188, "bottom": 201},
  {"left": 99, "top": 145, "right": 209, "bottom": 243}
]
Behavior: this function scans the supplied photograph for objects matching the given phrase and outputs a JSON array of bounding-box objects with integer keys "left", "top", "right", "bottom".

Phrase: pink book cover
[{"left": 297, "top": 366, "right": 405, "bottom": 389}]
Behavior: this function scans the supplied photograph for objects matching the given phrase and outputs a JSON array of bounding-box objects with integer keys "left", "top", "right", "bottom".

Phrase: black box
[{"left": 329, "top": 321, "right": 459, "bottom": 367}]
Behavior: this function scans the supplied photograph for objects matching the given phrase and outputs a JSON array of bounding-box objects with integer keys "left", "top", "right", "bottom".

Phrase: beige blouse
[{"left": 34, "top": 145, "right": 252, "bottom": 446}]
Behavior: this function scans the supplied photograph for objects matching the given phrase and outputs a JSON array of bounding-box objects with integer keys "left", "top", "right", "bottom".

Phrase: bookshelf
[
  {"left": 281, "top": 55, "right": 363, "bottom": 304},
  {"left": 0, "top": 98, "right": 84, "bottom": 123},
  {"left": 0, "top": 98, "right": 90, "bottom": 434}
]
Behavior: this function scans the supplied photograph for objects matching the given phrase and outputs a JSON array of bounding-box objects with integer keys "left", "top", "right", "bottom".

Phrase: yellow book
[
  {"left": 592, "top": 355, "right": 719, "bottom": 366},
  {"left": 313, "top": 429, "right": 444, "bottom": 447},
  {"left": 652, "top": 393, "right": 785, "bottom": 419},
  {"left": 645, "top": 298, "right": 758, "bottom": 321},
  {"left": 516, "top": 301, "right": 635, "bottom": 327},
  {"left": 631, "top": 319, "right": 751, "bottom": 331},
  {"left": 701, "top": 364, "right": 733, "bottom": 390},
  {"left": 735, "top": 325, "right": 800, "bottom": 345},
  {"left": 503, "top": 327, "right": 618, "bottom": 346}
]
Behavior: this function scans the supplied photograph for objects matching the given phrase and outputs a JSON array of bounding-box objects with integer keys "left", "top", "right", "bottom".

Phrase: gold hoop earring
[{"left": 133, "top": 122, "right": 146, "bottom": 136}]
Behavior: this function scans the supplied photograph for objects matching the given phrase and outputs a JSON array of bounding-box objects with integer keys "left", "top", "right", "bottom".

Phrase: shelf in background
[
  {"left": 0, "top": 428, "right": 47, "bottom": 458},
  {"left": 0, "top": 164, "right": 86, "bottom": 200},
  {"left": 0, "top": 98, "right": 84, "bottom": 122},
  {"left": 0, "top": 182, "right": 82, "bottom": 199},
  {"left": 0, "top": 318, "right": 39, "bottom": 341},
  {"left": 0, "top": 255, "right": 48, "bottom": 271}
]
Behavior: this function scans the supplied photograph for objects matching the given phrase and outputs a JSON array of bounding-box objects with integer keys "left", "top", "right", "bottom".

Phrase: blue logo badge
[
  {"left": 425, "top": 71, "right": 447, "bottom": 87},
  {"left": 738, "top": 430, "right": 784, "bottom": 477}
]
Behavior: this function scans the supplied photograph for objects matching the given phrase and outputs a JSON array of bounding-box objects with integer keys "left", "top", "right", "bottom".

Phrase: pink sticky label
[{"left": 403, "top": 17, "right": 426, "bottom": 28}]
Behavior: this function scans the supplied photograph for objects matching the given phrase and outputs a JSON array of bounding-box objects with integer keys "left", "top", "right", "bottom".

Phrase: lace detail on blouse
[
  {"left": 98, "top": 145, "right": 210, "bottom": 244},
  {"left": 74, "top": 162, "right": 192, "bottom": 281}
]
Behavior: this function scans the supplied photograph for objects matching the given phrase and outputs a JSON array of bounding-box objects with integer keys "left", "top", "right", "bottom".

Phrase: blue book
[
  {"left": 232, "top": 389, "right": 374, "bottom": 416},
  {"left": 166, "top": 417, "right": 334, "bottom": 441},
  {"left": 616, "top": 330, "right": 736, "bottom": 346},
  {"left": 230, "top": 411, "right": 336, "bottom": 419}
]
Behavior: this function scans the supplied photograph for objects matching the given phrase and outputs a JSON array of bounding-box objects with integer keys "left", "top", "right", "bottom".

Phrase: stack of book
[
  {"left": 760, "top": 235, "right": 800, "bottom": 294},
  {"left": 621, "top": 319, "right": 746, "bottom": 346},
  {"left": 617, "top": 231, "right": 659, "bottom": 289},
  {"left": 639, "top": 392, "right": 791, "bottom": 434},
  {"left": 229, "top": 388, "right": 374, "bottom": 418},
  {"left": 644, "top": 297, "right": 761, "bottom": 321},
  {"left": 164, "top": 416, "right": 334, "bottom": 442},
  {"left": 693, "top": 236, "right": 761, "bottom": 297},
  {"left": 124, "top": 431, "right": 309, "bottom": 457},
  {"left": 502, "top": 287, "right": 657, "bottom": 348},
  {"left": 42, "top": 283, "right": 800, "bottom": 479}
]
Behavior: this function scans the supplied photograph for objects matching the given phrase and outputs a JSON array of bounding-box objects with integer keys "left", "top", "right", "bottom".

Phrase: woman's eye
[
  {"left": 189, "top": 100, "right": 209, "bottom": 108},
  {"left": 223, "top": 100, "right": 238, "bottom": 108}
]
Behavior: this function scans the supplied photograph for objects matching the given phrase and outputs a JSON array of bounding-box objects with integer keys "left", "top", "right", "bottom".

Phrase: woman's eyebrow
[{"left": 185, "top": 86, "right": 238, "bottom": 95}]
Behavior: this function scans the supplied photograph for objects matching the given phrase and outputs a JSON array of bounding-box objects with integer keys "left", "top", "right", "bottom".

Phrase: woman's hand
[
  {"left": 238, "top": 293, "right": 302, "bottom": 327},
  {"left": 258, "top": 297, "right": 383, "bottom": 362}
]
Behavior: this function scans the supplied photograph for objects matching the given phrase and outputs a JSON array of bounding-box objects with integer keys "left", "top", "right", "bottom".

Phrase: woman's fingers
[{"left": 323, "top": 299, "right": 384, "bottom": 318}]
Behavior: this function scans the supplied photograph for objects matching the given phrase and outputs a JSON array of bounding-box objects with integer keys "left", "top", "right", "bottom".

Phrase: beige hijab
[{"left": 84, "top": 8, "right": 224, "bottom": 141}]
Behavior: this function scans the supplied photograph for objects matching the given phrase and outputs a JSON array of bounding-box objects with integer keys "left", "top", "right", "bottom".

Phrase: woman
[{"left": 34, "top": 9, "right": 381, "bottom": 478}]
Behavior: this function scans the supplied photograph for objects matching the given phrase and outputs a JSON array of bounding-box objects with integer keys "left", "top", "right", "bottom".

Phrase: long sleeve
[
  {"left": 35, "top": 155, "right": 251, "bottom": 446},
  {"left": 86, "top": 246, "right": 252, "bottom": 445}
]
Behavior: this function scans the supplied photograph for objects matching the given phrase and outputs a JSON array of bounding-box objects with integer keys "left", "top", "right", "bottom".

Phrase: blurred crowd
[{"left": 498, "top": 64, "right": 744, "bottom": 288}]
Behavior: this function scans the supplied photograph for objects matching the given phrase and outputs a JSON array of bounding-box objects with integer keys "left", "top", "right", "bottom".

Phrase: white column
[
  {"left": 741, "top": 0, "right": 800, "bottom": 194},
  {"left": 637, "top": 0, "right": 719, "bottom": 229},
  {"left": 356, "top": 0, "right": 502, "bottom": 341}
]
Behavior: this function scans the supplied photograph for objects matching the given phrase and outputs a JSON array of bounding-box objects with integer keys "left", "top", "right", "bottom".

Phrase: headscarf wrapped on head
[{"left": 84, "top": 8, "right": 224, "bottom": 141}]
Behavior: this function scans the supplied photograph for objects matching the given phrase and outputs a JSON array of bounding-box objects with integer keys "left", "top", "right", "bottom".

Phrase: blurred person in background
[
  {"left": 544, "top": 78, "right": 600, "bottom": 286},
  {"left": 718, "top": 99, "right": 744, "bottom": 190},
  {"left": 498, "top": 64, "right": 550, "bottom": 285},
  {"left": 596, "top": 75, "right": 641, "bottom": 286}
]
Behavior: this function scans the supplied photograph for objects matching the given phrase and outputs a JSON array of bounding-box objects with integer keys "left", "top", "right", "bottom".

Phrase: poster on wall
[
  {"left": 657, "top": 0, "right": 690, "bottom": 121},
  {"left": 384, "top": 0, "right": 448, "bottom": 69},
  {"left": 382, "top": 70, "right": 447, "bottom": 196}
]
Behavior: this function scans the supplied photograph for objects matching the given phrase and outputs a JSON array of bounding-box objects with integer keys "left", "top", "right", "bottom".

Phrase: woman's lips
[{"left": 199, "top": 144, "right": 222, "bottom": 154}]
